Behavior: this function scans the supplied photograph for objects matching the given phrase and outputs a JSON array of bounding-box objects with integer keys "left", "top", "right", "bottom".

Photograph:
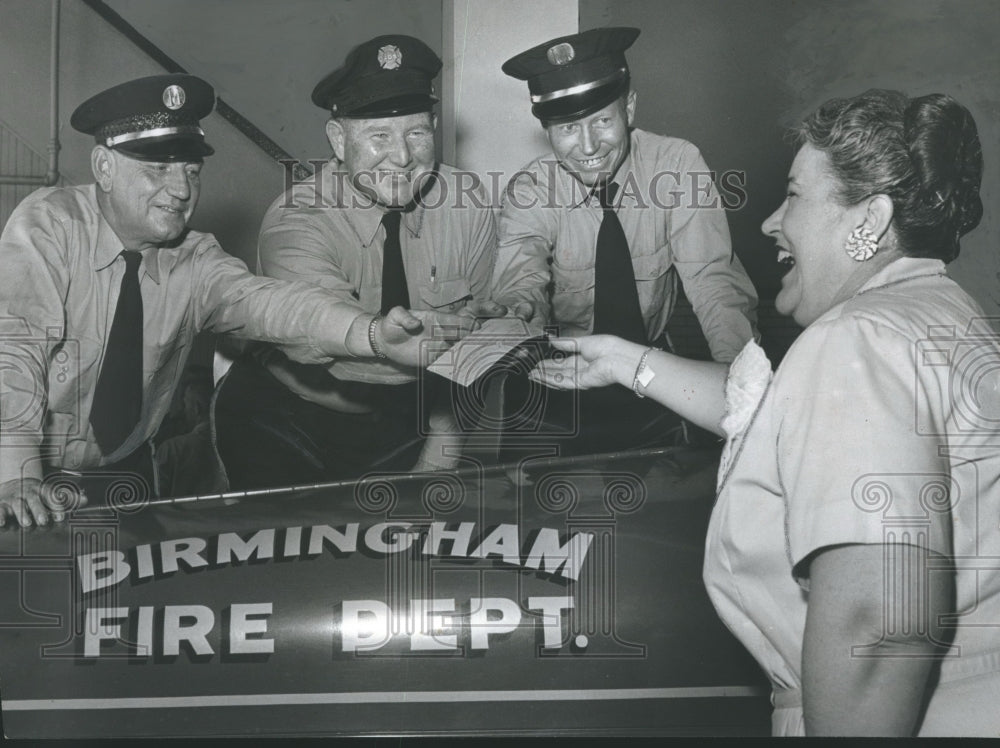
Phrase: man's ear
[
  {"left": 92, "top": 146, "right": 114, "bottom": 193},
  {"left": 625, "top": 89, "right": 637, "bottom": 127},
  {"left": 325, "top": 119, "right": 347, "bottom": 161}
]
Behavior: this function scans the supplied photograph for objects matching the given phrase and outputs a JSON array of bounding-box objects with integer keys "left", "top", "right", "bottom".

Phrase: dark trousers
[{"left": 212, "top": 358, "right": 427, "bottom": 490}]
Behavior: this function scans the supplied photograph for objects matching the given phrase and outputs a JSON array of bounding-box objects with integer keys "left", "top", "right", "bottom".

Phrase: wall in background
[
  {"left": 444, "top": 0, "right": 577, "bottom": 188},
  {"left": 104, "top": 0, "right": 444, "bottom": 165},
  {"left": 103, "top": 0, "right": 578, "bottom": 202},
  {"left": 582, "top": 0, "right": 1000, "bottom": 343}
]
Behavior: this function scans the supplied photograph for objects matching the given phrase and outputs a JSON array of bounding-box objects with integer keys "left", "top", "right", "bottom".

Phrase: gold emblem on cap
[
  {"left": 378, "top": 44, "right": 402, "bottom": 70},
  {"left": 162, "top": 85, "right": 186, "bottom": 110},
  {"left": 546, "top": 42, "right": 575, "bottom": 66}
]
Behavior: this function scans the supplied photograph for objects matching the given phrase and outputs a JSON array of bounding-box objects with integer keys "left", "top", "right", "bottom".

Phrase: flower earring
[{"left": 845, "top": 227, "right": 879, "bottom": 261}]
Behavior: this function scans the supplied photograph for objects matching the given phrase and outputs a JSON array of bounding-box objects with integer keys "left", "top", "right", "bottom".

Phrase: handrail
[
  {"left": 0, "top": 0, "right": 61, "bottom": 186},
  {"left": 81, "top": 0, "right": 303, "bottom": 172}
]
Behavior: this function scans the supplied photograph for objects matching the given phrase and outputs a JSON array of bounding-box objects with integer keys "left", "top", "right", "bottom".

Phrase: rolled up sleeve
[
  {"left": 191, "top": 242, "right": 363, "bottom": 363},
  {"left": 492, "top": 173, "right": 555, "bottom": 323}
]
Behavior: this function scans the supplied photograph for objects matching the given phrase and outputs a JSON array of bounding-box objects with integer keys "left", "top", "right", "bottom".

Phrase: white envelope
[{"left": 427, "top": 316, "right": 544, "bottom": 386}]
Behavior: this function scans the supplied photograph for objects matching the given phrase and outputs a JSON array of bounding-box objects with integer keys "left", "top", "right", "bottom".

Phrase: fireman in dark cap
[
  {"left": 501, "top": 26, "right": 638, "bottom": 125},
  {"left": 492, "top": 28, "right": 759, "bottom": 456},
  {"left": 0, "top": 73, "right": 478, "bottom": 527},
  {"left": 311, "top": 33, "right": 442, "bottom": 118},
  {"left": 70, "top": 73, "right": 216, "bottom": 160},
  {"left": 213, "top": 35, "right": 503, "bottom": 489}
]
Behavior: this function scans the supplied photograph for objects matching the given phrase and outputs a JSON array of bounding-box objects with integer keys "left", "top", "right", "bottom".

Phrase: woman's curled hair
[{"left": 798, "top": 89, "right": 983, "bottom": 262}]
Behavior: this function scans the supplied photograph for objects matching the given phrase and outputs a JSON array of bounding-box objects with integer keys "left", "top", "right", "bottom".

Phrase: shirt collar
[
  {"left": 92, "top": 185, "right": 124, "bottom": 271},
  {"left": 90, "top": 188, "right": 159, "bottom": 284},
  {"left": 855, "top": 256, "right": 946, "bottom": 296},
  {"left": 324, "top": 159, "right": 432, "bottom": 247},
  {"left": 142, "top": 250, "right": 160, "bottom": 284}
]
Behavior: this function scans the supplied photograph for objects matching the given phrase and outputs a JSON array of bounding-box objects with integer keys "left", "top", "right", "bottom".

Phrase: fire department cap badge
[
  {"left": 378, "top": 44, "right": 402, "bottom": 70},
  {"left": 162, "top": 84, "right": 186, "bottom": 110},
  {"left": 546, "top": 42, "right": 575, "bottom": 66}
]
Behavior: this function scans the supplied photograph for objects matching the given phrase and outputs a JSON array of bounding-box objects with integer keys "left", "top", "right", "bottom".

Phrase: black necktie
[
  {"left": 591, "top": 182, "right": 645, "bottom": 342},
  {"left": 380, "top": 210, "right": 410, "bottom": 314},
  {"left": 90, "top": 250, "right": 143, "bottom": 455}
]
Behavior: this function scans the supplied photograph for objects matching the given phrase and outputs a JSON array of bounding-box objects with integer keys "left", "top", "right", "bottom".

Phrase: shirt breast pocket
[
  {"left": 419, "top": 277, "right": 473, "bottom": 311},
  {"left": 551, "top": 261, "right": 595, "bottom": 329},
  {"left": 632, "top": 246, "right": 674, "bottom": 313},
  {"left": 631, "top": 246, "right": 673, "bottom": 282}
]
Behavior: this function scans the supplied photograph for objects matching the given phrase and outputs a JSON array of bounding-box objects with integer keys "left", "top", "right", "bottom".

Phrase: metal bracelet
[
  {"left": 631, "top": 346, "right": 658, "bottom": 398},
  {"left": 368, "top": 314, "right": 387, "bottom": 359}
]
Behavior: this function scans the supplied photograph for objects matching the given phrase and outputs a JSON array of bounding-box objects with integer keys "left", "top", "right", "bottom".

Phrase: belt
[{"left": 771, "top": 685, "right": 801, "bottom": 709}]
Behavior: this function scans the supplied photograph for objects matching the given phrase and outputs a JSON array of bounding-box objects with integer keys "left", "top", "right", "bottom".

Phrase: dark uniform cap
[
  {"left": 70, "top": 74, "right": 215, "bottom": 161},
  {"left": 502, "top": 27, "right": 640, "bottom": 124},
  {"left": 311, "top": 34, "right": 442, "bottom": 117}
]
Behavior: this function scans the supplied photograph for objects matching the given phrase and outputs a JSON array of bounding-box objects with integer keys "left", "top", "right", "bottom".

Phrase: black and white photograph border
[{"left": 0, "top": 0, "right": 998, "bottom": 742}]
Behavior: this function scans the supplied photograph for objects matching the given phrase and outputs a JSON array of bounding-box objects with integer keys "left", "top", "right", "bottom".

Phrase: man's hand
[
  {"left": 458, "top": 300, "right": 508, "bottom": 323},
  {"left": 510, "top": 301, "right": 538, "bottom": 323},
  {"left": 375, "top": 306, "right": 477, "bottom": 367},
  {"left": 0, "top": 477, "right": 87, "bottom": 528}
]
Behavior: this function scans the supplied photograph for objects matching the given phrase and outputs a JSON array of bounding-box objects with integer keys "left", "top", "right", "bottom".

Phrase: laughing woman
[{"left": 530, "top": 89, "right": 1000, "bottom": 737}]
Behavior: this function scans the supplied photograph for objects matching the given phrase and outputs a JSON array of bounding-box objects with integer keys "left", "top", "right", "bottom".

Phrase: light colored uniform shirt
[
  {"left": 0, "top": 184, "right": 363, "bottom": 484},
  {"left": 705, "top": 257, "right": 1000, "bottom": 736},
  {"left": 491, "top": 128, "right": 758, "bottom": 362},
  {"left": 256, "top": 160, "right": 497, "bottom": 386}
]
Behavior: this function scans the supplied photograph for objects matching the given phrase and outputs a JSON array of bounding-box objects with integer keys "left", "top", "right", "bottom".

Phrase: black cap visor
[
  {"left": 112, "top": 134, "right": 215, "bottom": 162},
  {"left": 316, "top": 67, "right": 439, "bottom": 115},
  {"left": 338, "top": 93, "right": 438, "bottom": 119}
]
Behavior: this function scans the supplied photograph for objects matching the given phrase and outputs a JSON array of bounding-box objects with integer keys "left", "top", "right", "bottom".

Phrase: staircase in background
[
  {"left": 0, "top": 122, "right": 66, "bottom": 229},
  {"left": 82, "top": 0, "right": 306, "bottom": 176}
]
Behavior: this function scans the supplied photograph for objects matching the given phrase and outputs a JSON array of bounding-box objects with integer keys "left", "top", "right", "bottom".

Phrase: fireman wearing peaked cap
[
  {"left": 492, "top": 28, "right": 759, "bottom": 456},
  {"left": 213, "top": 35, "right": 506, "bottom": 489},
  {"left": 501, "top": 26, "right": 639, "bottom": 125},
  {"left": 70, "top": 73, "right": 216, "bottom": 161},
  {"left": 0, "top": 74, "right": 480, "bottom": 527},
  {"left": 311, "top": 33, "right": 443, "bottom": 117}
]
